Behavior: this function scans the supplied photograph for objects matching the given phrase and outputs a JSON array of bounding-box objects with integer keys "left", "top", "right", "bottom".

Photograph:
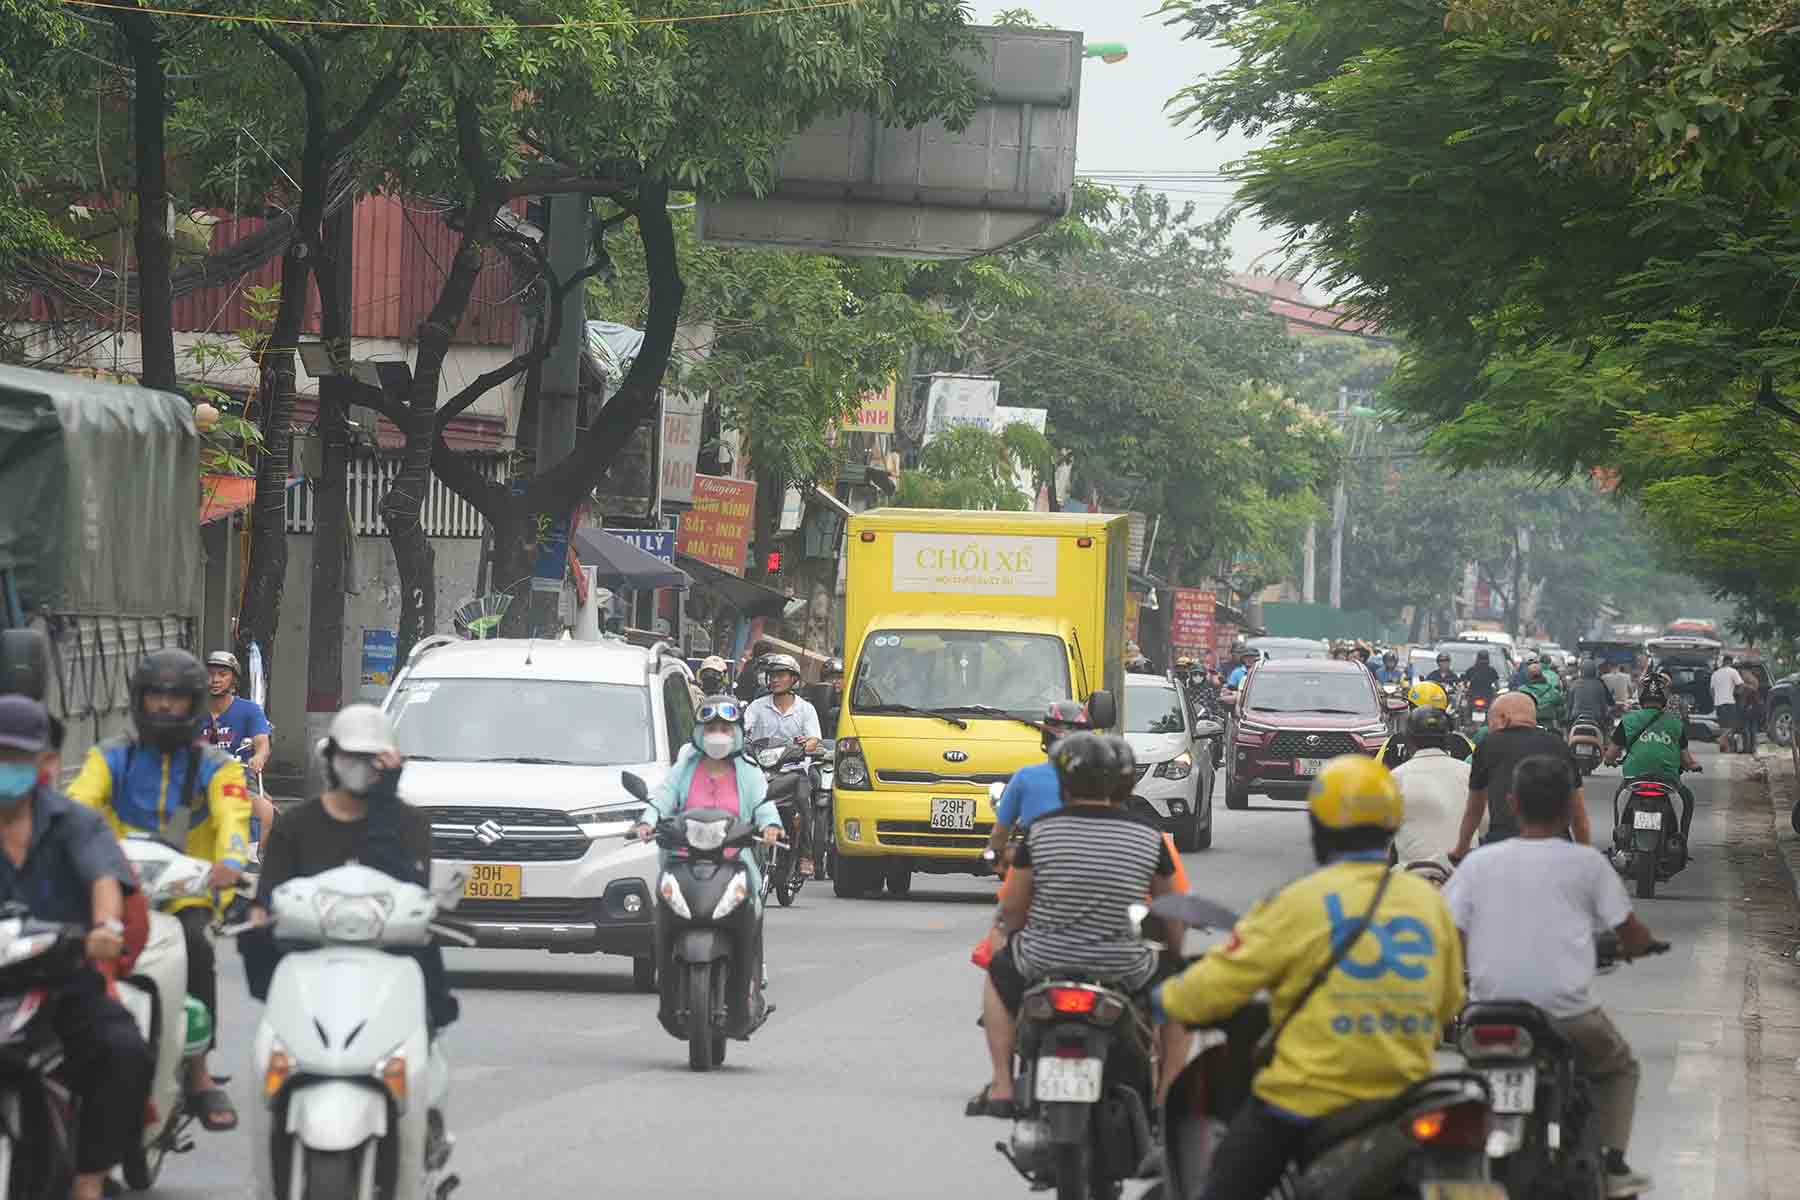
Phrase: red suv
[{"left": 1223, "top": 659, "right": 1395, "bottom": 809}]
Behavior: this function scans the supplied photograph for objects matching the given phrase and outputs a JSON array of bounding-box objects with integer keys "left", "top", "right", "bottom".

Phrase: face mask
[
  {"left": 0, "top": 762, "right": 37, "bottom": 802},
  {"left": 701, "top": 732, "right": 736, "bottom": 760},
  {"left": 332, "top": 753, "right": 379, "bottom": 795}
]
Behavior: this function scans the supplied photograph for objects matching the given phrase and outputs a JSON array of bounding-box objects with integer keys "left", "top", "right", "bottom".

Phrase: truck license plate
[
  {"left": 930, "top": 798, "right": 976, "bottom": 831},
  {"left": 462, "top": 863, "right": 521, "bottom": 900},
  {"left": 1034, "top": 1056, "right": 1103, "bottom": 1102},
  {"left": 1633, "top": 809, "right": 1664, "bottom": 831},
  {"left": 1483, "top": 1066, "right": 1536, "bottom": 1113},
  {"left": 1294, "top": 757, "right": 1330, "bottom": 776}
]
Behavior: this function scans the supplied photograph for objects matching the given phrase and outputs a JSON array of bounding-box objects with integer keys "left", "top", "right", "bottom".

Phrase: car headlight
[
  {"left": 569, "top": 803, "right": 645, "bottom": 837},
  {"left": 711, "top": 873, "right": 750, "bottom": 920},
  {"left": 835, "top": 738, "right": 870, "bottom": 789},
  {"left": 313, "top": 890, "right": 393, "bottom": 943},
  {"left": 685, "top": 818, "right": 729, "bottom": 851},
  {"left": 658, "top": 873, "right": 691, "bottom": 919},
  {"left": 1157, "top": 750, "right": 1193, "bottom": 780}
]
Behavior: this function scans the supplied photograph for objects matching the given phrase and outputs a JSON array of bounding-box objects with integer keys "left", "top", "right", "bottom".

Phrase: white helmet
[
  {"left": 328, "top": 703, "right": 398, "bottom": 755},
  {"left": 763, "top": 653, "right": 802, "bottom": 677}
]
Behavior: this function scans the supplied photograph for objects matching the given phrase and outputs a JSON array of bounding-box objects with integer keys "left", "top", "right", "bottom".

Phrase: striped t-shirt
[{"left": 1011, "top": 805, "right": 1174, "bottom": 988}]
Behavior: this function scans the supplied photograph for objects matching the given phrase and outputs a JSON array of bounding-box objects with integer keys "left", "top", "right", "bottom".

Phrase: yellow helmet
[
  {"left": 1408, "top": 680, "right": 1449, "bottom": 710},
  {"left": 1307, "top": 755, "right": 1403, "bottom": 832}
]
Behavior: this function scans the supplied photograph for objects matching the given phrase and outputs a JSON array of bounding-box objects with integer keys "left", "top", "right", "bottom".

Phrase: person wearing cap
[
  {"left": 695, "top": 655, "right": 730, "bottom": 697},
  {"left": 1155, "top": 756, "right": 1463, "bottom": 1198},
  {"left": 744, "top": 653, "right": 823, "bottom": 875},
  {"left": 204, "top": 650, "right": 274, "bottom": 846},
  {"left": 0, "top": 695, "right": 153, "bottom": 1200}
]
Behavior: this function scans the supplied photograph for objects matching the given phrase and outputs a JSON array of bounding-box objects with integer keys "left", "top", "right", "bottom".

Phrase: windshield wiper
[
  {"left": 854, "top": 703, "right": 969, "bottom": 729},
  {"left": 934, "top": 705, "right": 1046, "bottom": 733},
  {"left": 479, "top": 755, "right": 585, "bottom": 765}
]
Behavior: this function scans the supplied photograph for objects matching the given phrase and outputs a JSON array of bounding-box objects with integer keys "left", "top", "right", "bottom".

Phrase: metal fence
[{"left": 286, "top": 454, "right": 502, "bottom": 539}]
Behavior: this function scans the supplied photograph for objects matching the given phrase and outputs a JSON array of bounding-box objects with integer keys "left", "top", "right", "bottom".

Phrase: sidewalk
[{"left": 1771, "top": 743, "right": 1800, "bottom": 903}]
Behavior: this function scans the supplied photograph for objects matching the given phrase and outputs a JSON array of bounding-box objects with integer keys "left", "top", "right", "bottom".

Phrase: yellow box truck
[{"left": 830, "top": 509, "right": 1128, "bottom": 897}]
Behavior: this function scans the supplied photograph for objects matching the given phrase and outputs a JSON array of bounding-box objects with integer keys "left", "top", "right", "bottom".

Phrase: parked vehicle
[
  {"left": 1567, "top": 713, "right": 1607, "bottom": 777},
  {"left": 833, "top": 510, "right": 1123, "bottom": 897},
  {"left": 0, "top": 905, "right": 88, "bottom": 1199},
  {"left": 1609, "top": 772, "right": 1699, "bottom": 899},
  {"left": 1769, "top": 672, "right": 1797, "bottom": 747},
  {"left": 1222, "top": 659, "right": 1394, "bottom": 810},
  {"left": 248, "top": 863, "right": 473, "bottom": 1200},
  {"left": 1644, "top": 636, "right": 1723, "bottom": 740},
  {"left": 384, "top": 636, "right": 691, "bottom": 991},
  {"left": 1456, "top": 933, "right": 1670, "bottom": 1200},
  {"left": 1123, "top": 675, "right": 1220, "bottom": 851}
]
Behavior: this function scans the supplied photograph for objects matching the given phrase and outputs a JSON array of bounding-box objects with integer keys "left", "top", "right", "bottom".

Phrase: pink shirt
[{"left": 686, "top": 765, "right": 740, "bottom": 816}]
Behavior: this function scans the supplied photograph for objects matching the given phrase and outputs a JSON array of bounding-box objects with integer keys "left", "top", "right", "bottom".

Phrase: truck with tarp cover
[{"left": 0, "top": 364, "right": 201, "bottom": 767}]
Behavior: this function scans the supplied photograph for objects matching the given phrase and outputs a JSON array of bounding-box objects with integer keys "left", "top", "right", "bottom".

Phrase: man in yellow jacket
[
  {"left": 68, "top": 649, "right": 250, "bottom": 1133},
  {"left": 1157, "top": 756, "right": 1464, "bottom": 1197}
]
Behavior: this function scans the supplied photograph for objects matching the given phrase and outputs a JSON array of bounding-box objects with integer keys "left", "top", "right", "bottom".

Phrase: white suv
[
  {"left": 1123, "top": 675, "right": 1221, "bottom": 852},
  {"left": 383, "top": 636, "right": 697, "bottom": 990}
]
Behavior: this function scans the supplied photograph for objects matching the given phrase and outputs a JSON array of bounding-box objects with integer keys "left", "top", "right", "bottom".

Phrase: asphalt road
[{"left": 152, "top": 741, "right": 1797, "bottom": 1199}]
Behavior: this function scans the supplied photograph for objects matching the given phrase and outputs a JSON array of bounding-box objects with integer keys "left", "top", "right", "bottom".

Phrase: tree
[{"left": 892, "top": 422, "right": 1055, "bottom": 511}]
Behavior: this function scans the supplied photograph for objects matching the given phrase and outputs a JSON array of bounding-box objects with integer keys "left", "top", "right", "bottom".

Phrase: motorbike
[
  {"left": 1609, "top": 768, "right": 1698, "bottom": 900},
  {"left": 247, "top": 863, "right": 473, "bottom": 1200},
  {"left": 814, "top": 739, "right": 837, "bottom": 883},
  {"left": 1456, "top": 933, "right": 1670, "bottom": 1200},
  {"left": 0, "top": 904, "right": 87, "bottom": 1200},
  {"left": 622, "top": 772, "right": 771, "bottom": 1072},
  {"left": 1381, "top": 681, "right": 1409, "bottom": 733},
  {"left": 1147, "top": 893, "right": 1502, "bottom": 1200},
  {"left": 749, "top": 737, "right": 824, "bottom": 908},
  {"left": 1461, "top": 690, "right": 1493, "bottom": 737},
  {"left": 113, "top": 837, "right": 215, "bottom": 1191},
  {"left": 1567, "top": 712, "right": 1607, "bottom": 778}
]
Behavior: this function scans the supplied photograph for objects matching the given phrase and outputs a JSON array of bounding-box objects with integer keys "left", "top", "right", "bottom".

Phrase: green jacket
[
  {"left": 1520, "top": 678, "right": 1564, "bottom": 725},
  {"left": 1618, "top": 708, "right": 1684, "bottom": 782}
]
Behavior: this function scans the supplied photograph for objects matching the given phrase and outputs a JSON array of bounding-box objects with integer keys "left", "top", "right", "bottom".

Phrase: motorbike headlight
[
  {"left": 757, "top": 747, "right": 784, "bottom": 768},
  {"left": 374, "top": 1049, "right": 408, "bottom": 1112},
  {"left": 1156, "top": 750, "right": 1193, "bottom": 780},
  {"left": 711, "top": 873, "right": 750, "bottom": 920},
  {"left": 312, "top": 890, "right": 394, "bottom": 943},
  {"left": 658, "top": 872, "right": 692, "bottom": 919},
  {"left": 685, "top": 818, "right": 729, "bottom": 852}
]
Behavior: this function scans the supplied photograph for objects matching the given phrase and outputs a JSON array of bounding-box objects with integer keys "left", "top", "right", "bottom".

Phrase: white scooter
[
  {"left": 114, "top": 836, "right": 214, "bottom": 1191},
  {"left": 247, "top": 863, "right": 472, "bottom": 1200}
]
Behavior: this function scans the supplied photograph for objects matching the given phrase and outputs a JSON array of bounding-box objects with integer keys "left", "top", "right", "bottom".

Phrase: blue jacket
[{"left": 643, "top": 746, "right": 781, "bottom": 911}]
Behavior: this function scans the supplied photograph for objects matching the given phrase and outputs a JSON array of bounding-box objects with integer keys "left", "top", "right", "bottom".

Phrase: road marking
[{"left": 1667, "top": 1037, "right": 1722, "bottom": 1200}]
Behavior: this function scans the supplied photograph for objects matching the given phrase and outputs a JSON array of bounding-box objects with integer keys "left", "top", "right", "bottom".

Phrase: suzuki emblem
[
  {"left": 474, "top": 820, "right": 507, "bottom": 846},
  {"left": 943, "top": 750, "right": 969, "bottom": 763}
]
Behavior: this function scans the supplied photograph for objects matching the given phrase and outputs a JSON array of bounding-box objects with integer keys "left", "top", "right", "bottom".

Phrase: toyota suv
[
  {"left": 1223, "top": 659, "right": 1392, "bottom": 809},
  {"left": 383, "top": 636, "right": 696, "bottom": 990}
]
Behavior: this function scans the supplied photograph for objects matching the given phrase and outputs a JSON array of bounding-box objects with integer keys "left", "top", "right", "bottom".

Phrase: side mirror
[
  {"left": 1086, "top": 689, "right": 1118, "bottom": 730},
  {"left": 988, "top": 781, "right": 1006, "bottom": 805},
  {"left": 620, "top": 771, "right": 650, "bottom": 803},
  {"left": 0, "top": 629, "right": 49, "bottom": 702},
  {"left": 1192, "top": 719, "right": 1224, "bottom": 740}
]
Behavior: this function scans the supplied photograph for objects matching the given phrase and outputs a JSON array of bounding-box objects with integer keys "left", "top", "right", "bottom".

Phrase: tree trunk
[
  {"left": 305, "top": 208, "right": 354, "bottom": 721},
  {"left": 114, "top": 13, "right": 177, "bottom": 392},
  {"left": 491, "top": 499, "right": 539, "bottom": 638}
]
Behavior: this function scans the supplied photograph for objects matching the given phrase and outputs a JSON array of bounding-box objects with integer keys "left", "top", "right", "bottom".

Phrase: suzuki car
[{"left": 1124, "top": 675, "right": 1221, "bottom": 851}]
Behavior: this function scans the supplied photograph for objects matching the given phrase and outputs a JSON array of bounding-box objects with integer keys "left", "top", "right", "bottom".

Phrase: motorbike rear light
[
  {"left": 1048, "top": 986, "right": 1099, "bottom": 1015},
  {"left": 1459, "top": 1023, "right": 1533, "bottom": 1059},
  {"left": 1409, "top": 1110, "right": 1445, "bottom": 1141},
  {"left": 1054, "top": 1042, "right": 1092, "bottom": 1058},
  {"left": 1411, "top": 1100, "right": 1489, "bottom": 1150}
]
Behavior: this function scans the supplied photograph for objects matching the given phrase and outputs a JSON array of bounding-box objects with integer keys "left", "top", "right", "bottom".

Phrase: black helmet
[
  {"left": 130, "top": 649, "right": 208, "bottom": 750},
  {"left": 1051, "top": 732, "right": 1132, "bottom": 799},
  {"left": 1580, "top": 658, "right": 1598, "bottom": 679},
  {"left": 1637, "top": 678, "right": 1668, "bottom": 708},
  {"left": 1406, "top": 704, "right": 1453, "bottom": 744}
]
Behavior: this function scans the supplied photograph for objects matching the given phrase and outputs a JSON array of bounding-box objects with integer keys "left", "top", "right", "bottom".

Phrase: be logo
[{"left": 1324, "top": 893, "right": 1436, "bottom": 981}]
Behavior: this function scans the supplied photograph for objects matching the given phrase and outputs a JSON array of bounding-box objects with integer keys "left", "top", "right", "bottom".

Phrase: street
[{"left": 154, "top": 741, "right": 1800, "bottom": 1199}]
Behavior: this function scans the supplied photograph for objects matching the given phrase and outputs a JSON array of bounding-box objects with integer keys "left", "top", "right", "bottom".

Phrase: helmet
[
  {"left": 1050, "top": 732, "right": 1132, "bottom": 799},
  {"left": 1408, "top": 680, "right": 1449, "bottom": 710},
  {"left": 1406, "top": 704, "right": 1454, "bottom": 741},
  {"left": 130, "top": 649, "right": 208, "bottom": 750},
  {"left": 1307, "top": 755, "right": 1403, "bottom": 832},
  {"left": 763, "top": 653, "right": 801, "bottom": 677},
  {"left": 1526, "top": 660, "right": 1545, "bottom": 680},
  {"left": 1580, "top": 658, "right": 1598, "bottom": 679},
  {"left": 1637, "top": 678, "right": 1668, "bottom": 708},
  {"left": 327, "top": 703, "right": 398, "bottom": 755},
  {"left": 1042, "top": 699, "right": 1092, "bottom": 732},
  {"left": 205, "top": 650, "right": 241, "bottom": 679},
  {"left": 1382, "top": 650, "right": 1397, "bottom": 665},
  {"left": 1475, "top": 648, "right": 1490, "bottom": 663},
  {"left": 1175, "top": 656, "right": 1195, "bottom": 670}
]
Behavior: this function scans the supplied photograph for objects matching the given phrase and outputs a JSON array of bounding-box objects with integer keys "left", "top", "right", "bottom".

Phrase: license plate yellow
[
  {"left": 1420, "top": 1184, "right": 1507, "bottom": 1200},
  {"left": 462, "top": 863, "right": 522, "bottom": 900}
]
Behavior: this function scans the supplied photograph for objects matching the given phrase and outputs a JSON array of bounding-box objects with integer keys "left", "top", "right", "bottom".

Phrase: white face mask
[
  {"left": 332, "top": 753, "right": 379, "bottom": 795},
  {"left": 701, "top": 732, "right": 736, "bottom": 761}
]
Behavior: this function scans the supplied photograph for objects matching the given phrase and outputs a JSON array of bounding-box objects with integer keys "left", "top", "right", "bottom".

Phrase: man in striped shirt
[{"left": 968, "top": 733, "right": 1180, "bottom": 1117}]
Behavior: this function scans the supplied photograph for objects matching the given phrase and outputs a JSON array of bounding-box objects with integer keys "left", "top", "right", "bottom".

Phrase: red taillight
[
  {"left": 1411, "top": 1101, "right": 1489, "bottom": 1149},
  {"left": 1470, "top": 1024, "right": 1523, "bottom": 1048},
  {"left": 1054, "top": 1042, "right": 1091, "bottom": 1059},
  {"left": 1473, "top": 697, "right": 1487, "bottom": 709},
  {"left": 1048, "top": 987, "right": 1099, "bottom": 1015}
]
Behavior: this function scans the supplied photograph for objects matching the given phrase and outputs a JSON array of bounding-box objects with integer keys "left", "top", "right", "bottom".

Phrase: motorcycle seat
[{"left": 1304, "top": 1092, "right": 1412, "bottom": 1155}]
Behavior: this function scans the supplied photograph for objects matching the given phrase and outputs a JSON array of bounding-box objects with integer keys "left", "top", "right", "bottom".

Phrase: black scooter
[
  {"left": 622, "top": 773, "right": 771, "bottom": 1072},
  {"left": 1609, "top": 766, "right": 1700, "bottom": 900},
  {"left": 749, "top": 737, "right": 823, "bottom": 907},
  {"left": 0, "top": 904, "right": 88, "bottom": 1199}
]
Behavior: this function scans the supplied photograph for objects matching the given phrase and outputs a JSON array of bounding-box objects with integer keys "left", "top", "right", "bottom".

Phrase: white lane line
[{"left": 1667, "top": 1037, "right": 1722, "bottom": 1200}]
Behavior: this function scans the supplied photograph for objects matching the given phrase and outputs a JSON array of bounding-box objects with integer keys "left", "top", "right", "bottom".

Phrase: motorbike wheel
[
  {"left": 1054, "top": 1141, "right": 1091, "bottom": 1200},
  {"left": 687, "top": 961, "right": 718, "bottom": 1072},
  {"left": 777, "top": 862, "right": 803, "bottom": 907},
  {"left": 1635, "top": 844, "right": 1658, "bottom": 900},
  {"left": 303, "top": 1146, "right": 361, "bottom": 1200},
  {"left": 121, "top": 1139, "right": 166, "bottom": 1190}
]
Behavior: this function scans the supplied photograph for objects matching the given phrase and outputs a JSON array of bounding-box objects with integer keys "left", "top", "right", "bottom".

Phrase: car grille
[
  {"left": 876, "top": 770, "right": 1012, "bottom": 786},
  {"left": 426, "top": 806, "right": 590, "bottom": 863},
  {"left": 1266, "top": 731, "right": 1363, "bottom": 758},
  {"left": 455, "top": 898, "right": 596, "bottom": 923},
  {"left": 875, "top": 819, "right": 995, "bottom": 851}
]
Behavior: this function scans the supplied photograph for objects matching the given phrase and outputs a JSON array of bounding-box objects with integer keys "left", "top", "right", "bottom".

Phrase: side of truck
[{"left": 830, "top": 509, "right": 1125, "bottom": 898}]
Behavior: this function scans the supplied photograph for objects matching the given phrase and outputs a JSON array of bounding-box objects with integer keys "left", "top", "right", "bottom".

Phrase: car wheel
[
  {"left": 833, "top": 854, "right": 883, "bottom": 898},
  {"left": 1774, "top": 704, "right": 1793, "bottom": 747}
]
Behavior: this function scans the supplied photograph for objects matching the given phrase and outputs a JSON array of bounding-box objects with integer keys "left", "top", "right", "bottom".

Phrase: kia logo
[
  {"left": 474, "top": 820, "right": 506, "bottom": 846},
  {"left": 943, "top": 750, "right": 969, "bottom": 763}
]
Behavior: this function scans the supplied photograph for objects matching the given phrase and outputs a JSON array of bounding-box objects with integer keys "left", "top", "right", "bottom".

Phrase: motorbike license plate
[
  {"left": 1034, "top": 1056, "right": 1103, "bottom": 1103},
  {"left": 1633, "top": 809, "right": 1664, "bottom": 832},
  {"left": 1420, "top": 1186, "right": 1508, "bottom": 1200},
  {"left": 1483, "top": 1066, "right": 1536, "bottom": 1114},
  {"left": 462, "top": 863, "right": 522, "bottom": 900},
  {"left": 930, "top": 797, "right": 977, "bottom": 831},
  {"left": 1473, "top": 710, "right": 1488, "bottom": 723},
  {"left": 1294, "top": 757, "right": 1330, "bottom": 776}
]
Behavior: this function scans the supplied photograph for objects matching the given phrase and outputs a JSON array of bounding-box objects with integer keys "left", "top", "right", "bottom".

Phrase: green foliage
[
  {"left": 185, "top": 283, "right": 281, "bottom": 479},
  {"left": 893, "top": 421, "right": 1056, "bottom": 511}
]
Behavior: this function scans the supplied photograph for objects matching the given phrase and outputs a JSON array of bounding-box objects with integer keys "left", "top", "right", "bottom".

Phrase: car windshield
[
  {"left": 388, "top": 678, "right": 654, "bottom": 765},
  {"left": 1433, "top": 643, "right": 1504, "bottom": 674},
  {"left": 1126, "top": 685, "right": 1187, "bottom": 735},
  {"left": 851, "top": 630, "right": 1069, "bottom": 717},
  {"left": 1246, "top": 671, "right": 1378, "bottom": 716},
  {"left": 1249, "top": 640, "right": 1328, "bottom": 660}
]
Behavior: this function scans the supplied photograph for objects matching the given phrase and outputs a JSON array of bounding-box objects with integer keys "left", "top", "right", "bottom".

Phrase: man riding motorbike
[
  {"left": 203, "top": 650, "right": 275, "bottom": 849},
  {"left": 1377, "top": 681, "right": 1474, "bottom": 768},
  {"left": 1604, "top": 678, "right": 1699, "bottom": 846},
  {"left": 1225, "top": 645, "right": 1259, "bottom": 690},
  {"left": 982, "top": 701, "right": 1094, "bottom": 869},
  {"left": 1463, "top": 648, "right": 1502, "bottom": 704},
  {"left": 1569, "top": 657, "right": 1616, "bottom": 735},
  {"left": 1391, "top": 705, "right": 1482, "bottom": 874},
  {"left": 1422, "top": 652, "right": 1459, "bottom": 691},
  {"left": 696, "top": 655, "right": 730, "bottom": 696},
  {"left": 67, "top": 648, "right": 249, "bottom": 1134},
  {"left": 1155, "top": 756, "right": 1464, "bottom": 1198},
  {"left": 1519, "top": 659, "right": 1566, "bottom": 731},
  {"left": 0, "top": 695, "right": 153, "bottom": 1200},
  {"left": 743, "top": 653, "right": 822, "bottom": 877},
  {"left": 631, "top": 697, "right": 782, "bottom": 1037},
  {"left": 1372, "top": 649, "right": 1410, "bottom": 687}
]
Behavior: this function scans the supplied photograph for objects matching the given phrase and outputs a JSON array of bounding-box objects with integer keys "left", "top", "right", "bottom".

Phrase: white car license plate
[
  {"left": 1035, "top": 1056, "right": 1103, "bottom": 1103},
  {"left": 930, "top": 797, "right": 977, "bottom": 831},
  {"left": 1483, "top": 1066, "right": 1536, "bottom": 1114},
  {"left": 1633, "top": 809, "right": 1664, "bottom": 831},
  {"left": 1294, "top": 757, "right": 1330, "bottom": 776}
]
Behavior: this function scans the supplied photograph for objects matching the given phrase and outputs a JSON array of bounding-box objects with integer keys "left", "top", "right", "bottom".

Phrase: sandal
[
  {"left": 964, "top": 1084, "right": 1017, "bottom": 1119},
  {"left": 187, "top": 1086, "right": 239, "bottom": 1132}
]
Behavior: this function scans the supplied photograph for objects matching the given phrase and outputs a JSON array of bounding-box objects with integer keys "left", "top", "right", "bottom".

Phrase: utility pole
[
  {"left": 1329, "top": 384, "right": 1348, "bottom": 609},
  {"left": 526, "top": 192, "right": 590, "bottom": 635},
  {"left": 1302, "top": 521, "right": 1316, "bottom": 604}
]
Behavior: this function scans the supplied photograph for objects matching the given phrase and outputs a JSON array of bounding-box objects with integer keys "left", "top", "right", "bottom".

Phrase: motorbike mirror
[
  {"left": 1192, "top": 719, "right": 1224, "bottom": 740},
  {"left": 988, "top": 781, "right": 1007, "bottom": 804},
  {"left": 620, "top": 771, "right": 650, "bottom": 802},
  {"left": 433, "top": 867, "right": 471, "bottom": 911},
  {"left": 1085, "top": 689, "right": 1118, "bottom": 730},
  {"left": 0, "top": 628, "right": 49, "bottom": 702}
]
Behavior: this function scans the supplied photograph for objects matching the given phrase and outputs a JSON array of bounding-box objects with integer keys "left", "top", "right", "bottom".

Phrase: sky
[{"left": 992, "top": 1, "right": 1285, "bottom": 272}]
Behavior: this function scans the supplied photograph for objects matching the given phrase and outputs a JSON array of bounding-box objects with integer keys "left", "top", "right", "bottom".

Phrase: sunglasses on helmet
[{"left": 698, "top": 701, "right": 743, "bottom": 724}]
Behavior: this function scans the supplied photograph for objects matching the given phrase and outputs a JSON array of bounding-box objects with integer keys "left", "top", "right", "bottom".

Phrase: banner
[
  {"left": 659, "top": 391, "right": 703, "bottom": 505},
  {"left": 1171, "top": 588, "right": 1216, "bottom": 655},
  {"left": 607, "top": 527, "right": 676, "bottom": 564},
  {"left": 843, "top": 380, "right": 896, "bottom": 434},
  {"left": 923, "top": 374, "right": 999, "bottom": 444},
  {"left": 675, "top": 475, "right": 757, "bottom": 575},
  {"left": 890, "top": 532, "right": 1058, "bottom": 597}
]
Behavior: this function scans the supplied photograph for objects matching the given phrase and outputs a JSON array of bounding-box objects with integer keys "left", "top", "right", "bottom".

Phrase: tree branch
[
  {"left": 506, "top": 173, "right": 636, "bottom": 199},
  {"left": 1756, "top": 372, "right": 1800, "bottom": 427},
  {"left": 254, "top": 27, "right": 322, "bottom": 100},
  {"left": 431, "top": 431, "right": 511, "bottom": 522},
  {"left": 325, "top": 37, "right": 414, "bottom": 158},
  {"left": 453, "top": 90, "right": 495, "bottom": 189}
]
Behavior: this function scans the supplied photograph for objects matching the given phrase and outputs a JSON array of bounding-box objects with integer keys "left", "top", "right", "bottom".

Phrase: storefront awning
[
  {"left": 570, "top": 528, "right": 689, "bottom": 591},
  {"left": 201, "top": 475, "right": 301, "bottom": 525},
  {"left": 676, "top": 552, "right": 793, "bottom": 620}
]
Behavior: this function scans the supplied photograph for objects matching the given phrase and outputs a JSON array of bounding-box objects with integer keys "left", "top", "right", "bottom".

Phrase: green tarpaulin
[{"left": 0, "top": 365, "right": 199, "bottom": 616}]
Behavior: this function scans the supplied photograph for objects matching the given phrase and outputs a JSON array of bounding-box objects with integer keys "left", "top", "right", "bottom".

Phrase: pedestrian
[
  {"left": 1710, "top": 655, "right": 1745, "bottom": 752},
  {"left": 1740, "top": 667, "right": 1763, "bottom": 753}
]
